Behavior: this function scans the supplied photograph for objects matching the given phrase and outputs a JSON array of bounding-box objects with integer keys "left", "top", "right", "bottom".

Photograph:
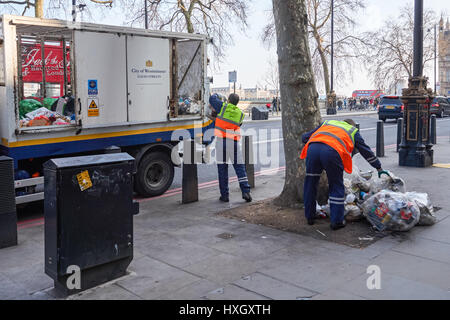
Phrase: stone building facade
[{"left": 438, "top": 18, "right": 450, "bottom": 96}]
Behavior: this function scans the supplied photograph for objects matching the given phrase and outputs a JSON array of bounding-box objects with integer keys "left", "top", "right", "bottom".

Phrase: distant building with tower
[{"left": 438, "top": 17, "right": 450, "bottom": 95}]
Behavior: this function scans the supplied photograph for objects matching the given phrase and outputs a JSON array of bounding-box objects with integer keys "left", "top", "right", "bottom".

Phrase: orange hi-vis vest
[
  {"left": 214, "top": 102, "right": 244, "bottom": 141},
  {"left": 300, "top": 120, "right": 358, "bottom": 174}
]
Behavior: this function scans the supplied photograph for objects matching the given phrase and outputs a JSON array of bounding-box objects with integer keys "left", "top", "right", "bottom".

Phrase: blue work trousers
[
  {"left": 216, "top": 137, "right": 251, "bottom": 197},
  {"left": 303, "top": 142, "right": 346, "bottom": 224}
]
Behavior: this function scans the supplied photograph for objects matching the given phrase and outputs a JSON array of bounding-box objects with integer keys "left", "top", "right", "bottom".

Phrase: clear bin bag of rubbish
[
  {"left": 345, "top": 204, "right": 363, "bottom": 222},
  {"left": 316, "top": 202, "right": 328, "bottom": 219},
  {"left": 405, "top": 192, "right": 436, "bottom": 226},
  {"left": 344, "top": 178, "right": 356, "bottom": 196},
  {"left": 362, "top": 190, "right": 420, "bottom": 232},
  {"left": 369, "top": 171, "right": 406, "bottom": 194},
  {"left": 347, "top": 163, "right": 371, "bottom": 193}
]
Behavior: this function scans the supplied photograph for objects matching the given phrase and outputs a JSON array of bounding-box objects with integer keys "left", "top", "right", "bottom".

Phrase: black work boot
[
  {"left": 242, "top": 193, "right": 252, "bottom": 203},
  {"left": 307, "top": 218, "right": 315, "bottom": 226},
  {"left": 219, "top": 195, "right": 229, "bottom": 202},
  {"left": 330, "top": 220, "right": 346, "bottom": 230}
]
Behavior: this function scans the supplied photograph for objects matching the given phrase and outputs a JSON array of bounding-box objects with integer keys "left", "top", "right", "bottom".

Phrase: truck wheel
[{"left": 135, "top": 151, "right": 174, "bottom": 197}]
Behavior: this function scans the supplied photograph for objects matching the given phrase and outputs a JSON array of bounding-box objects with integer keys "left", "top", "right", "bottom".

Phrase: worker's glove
[{"left": 377, "top": 169, "right": 390, "bottom": 179}]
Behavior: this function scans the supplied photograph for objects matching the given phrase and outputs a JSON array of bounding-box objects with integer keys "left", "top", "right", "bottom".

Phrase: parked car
[
  {"left": 378, "top": 96, "right": 404, "bottom": 122},
  {"left": 430, "top": 96, "right": 450, "bottom": 118}
]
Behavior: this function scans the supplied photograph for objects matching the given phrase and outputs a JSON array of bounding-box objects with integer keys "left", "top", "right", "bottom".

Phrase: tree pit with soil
[{"left": 218, "top": 198, "right": 389, "bottom": 249}]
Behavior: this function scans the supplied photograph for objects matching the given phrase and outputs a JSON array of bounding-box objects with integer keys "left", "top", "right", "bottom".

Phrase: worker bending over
[
  {"left": 300, "top": 119, "right": 388, "bottom": 230},
  {"left": 210, "top": 93, "right": 252, "bottom": 203}
]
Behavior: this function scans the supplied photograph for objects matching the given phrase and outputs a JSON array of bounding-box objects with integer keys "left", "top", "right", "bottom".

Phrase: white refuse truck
[{"left": 0, "top": 15, "right": 214, "bottom": 204}]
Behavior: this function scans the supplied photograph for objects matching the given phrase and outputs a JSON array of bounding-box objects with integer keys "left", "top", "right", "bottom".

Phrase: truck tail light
[{"left": 401, "top": 105, "right": 404, "bottom": 111}]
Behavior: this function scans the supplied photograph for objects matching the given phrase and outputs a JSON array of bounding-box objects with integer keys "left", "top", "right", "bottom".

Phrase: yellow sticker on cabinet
[
  {"left": 88, "top": 98, "right": 99, "bottom": 117},
  {"left": 76, "top": 170, "right": 93, "bottom": 191}
]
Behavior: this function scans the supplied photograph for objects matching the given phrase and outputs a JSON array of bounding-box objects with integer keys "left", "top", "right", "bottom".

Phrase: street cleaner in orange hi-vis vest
[
  {"left": 300, "top": 119, "right": 389, "bottom": 230},
  {"left": 209, "top": 93, "right": 252, "bottom": 203}
]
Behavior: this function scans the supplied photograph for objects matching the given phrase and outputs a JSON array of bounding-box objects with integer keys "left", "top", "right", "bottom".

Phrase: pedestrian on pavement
[
  {"left": 343, "top": 98, "right": 347, "bottom": 109},
  {"left": 300, "top": 119, "right": 387, "bottom": 230},
  {"left": 337, "top": 99, "right": 343, "bottom": 111},
  {"left": 209, "top": 93, "right": 252, "bottom": 203},
  {"left": 272, "top": 97, "right": 278, "bottom": 113}
]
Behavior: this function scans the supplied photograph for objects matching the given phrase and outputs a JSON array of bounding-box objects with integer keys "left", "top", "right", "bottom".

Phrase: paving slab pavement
[{"left": 1, "top": 136, "right": 450, "bottom": 300}]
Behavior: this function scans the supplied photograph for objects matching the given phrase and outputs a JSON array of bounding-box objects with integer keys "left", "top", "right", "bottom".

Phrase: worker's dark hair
[
  {"left": 343, "top": 118, "right": 356, "bottom": 127},
  {"left": 228, "top": 93, "right": 240, "bottom": 106}
]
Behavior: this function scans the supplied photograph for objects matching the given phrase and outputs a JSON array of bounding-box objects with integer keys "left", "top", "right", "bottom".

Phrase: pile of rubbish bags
[
  {"left": 178, "top": 97, "right": 201, "bottom": 115},
  {"left": 19, "top": 97, "right": 76, "bottom": 127},
  {"left": 317, "top": 163, "right": 436, "bottom": 232}
]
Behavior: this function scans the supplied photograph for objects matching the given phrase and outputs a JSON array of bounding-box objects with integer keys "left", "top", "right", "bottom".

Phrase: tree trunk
[
  {"left": 35, "top": 0, "right": 44, "bottom": 18},
  {"left": 314, "top": 32, "right": 331, "bottom": 95},
  {"left": 182, "top": 11, "right": 195, "bottom": 33},
  {"left": 272, "top": 0, "right": 323, "bottom": 208}
]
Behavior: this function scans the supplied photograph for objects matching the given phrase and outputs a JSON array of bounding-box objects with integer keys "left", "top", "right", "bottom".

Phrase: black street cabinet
[
  {"left": 0, "top": 156, "right": 18, "bottom": 249},
  {"left": 44, "top": 153, "right": 139, "bottom": 295}
]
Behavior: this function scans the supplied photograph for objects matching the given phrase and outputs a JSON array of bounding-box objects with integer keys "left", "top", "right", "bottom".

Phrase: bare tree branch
[
  {"left": 120, "top": 0, "right": 249, "bottom": 61},
  {"left": 360, "top": 4, "right": 438, "bottom": 92},
  {"left": 262, "top": 0, "right": 366, "bottom": 95},
  {"left": 1, "top": 0, "right": 114, "bottom": 18},
  {"left": 0, "top": 0, "right": 33, "bottom": 4},
  {"left": 89, "top": 0, "right": 112, "bottom": 4}
]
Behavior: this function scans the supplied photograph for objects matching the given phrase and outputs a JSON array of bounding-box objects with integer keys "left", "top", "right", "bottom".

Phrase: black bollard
[
  {"left": 182, "top": 139, "right": 199, "bottom": 204},
  {"left": 376, "top": 120, "right": 385, "bottom": 157},
  {"left": 397, "top": 118, "right": 404, "bottom": 152},
  {"left": 242, "top": 136, "right": 255, "bottom": 189},
  {"left": 430, "top": 114, "right": 437, "bottom": 145}
]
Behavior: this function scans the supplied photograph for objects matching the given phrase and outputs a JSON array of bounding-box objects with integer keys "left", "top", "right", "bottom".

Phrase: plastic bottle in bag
[{"left": 362, "top": 190, "right": 420, "bottom": 231}]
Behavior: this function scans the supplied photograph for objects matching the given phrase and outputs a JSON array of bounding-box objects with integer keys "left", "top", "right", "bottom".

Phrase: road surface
[{"left": 169, "top": 114, "right": 450, "bottom": 190}]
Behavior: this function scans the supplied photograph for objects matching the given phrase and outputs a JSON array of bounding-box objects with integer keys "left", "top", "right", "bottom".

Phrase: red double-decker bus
[{"left": 352, "top": 90, "right": 384, "bottom": 100}]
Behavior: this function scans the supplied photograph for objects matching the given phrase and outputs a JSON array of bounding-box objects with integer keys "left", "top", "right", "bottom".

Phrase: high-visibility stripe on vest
[
  {"left": 300, "top": 120, "right": 358, "bottom": 174},
  {"left": 214, "top": 102, "right": 244, "bottom": 141}
]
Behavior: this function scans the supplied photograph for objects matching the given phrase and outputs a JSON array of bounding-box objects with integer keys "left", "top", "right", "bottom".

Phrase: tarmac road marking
[
  {"left": 433, "top": 164, "right": 450, "bottom": 169},
  {"left": 255, "top": 138, "right": 284, "bottom": 144},
  {"left": 360, "top": 126, "right": 397, "bottom": 132}
]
